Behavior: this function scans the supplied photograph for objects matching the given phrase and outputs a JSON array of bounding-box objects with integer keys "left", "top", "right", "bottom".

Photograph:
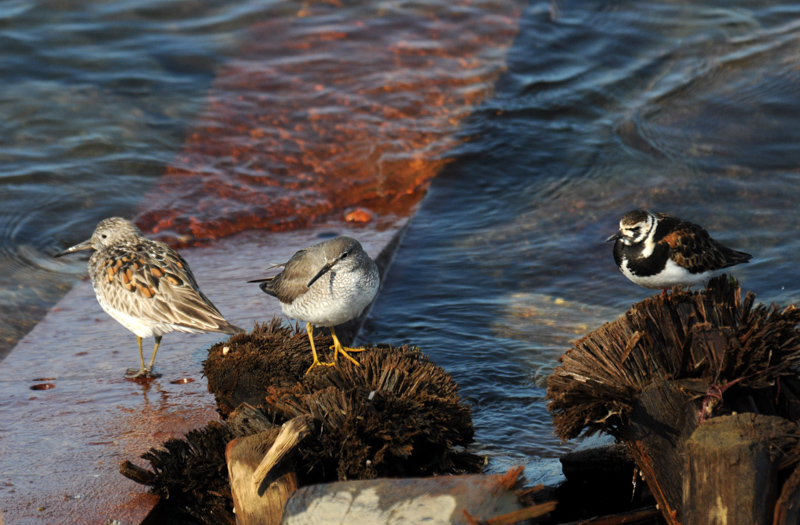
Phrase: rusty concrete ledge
[{"left": 0, "top": 221, "right": 406, "bottom": 525}]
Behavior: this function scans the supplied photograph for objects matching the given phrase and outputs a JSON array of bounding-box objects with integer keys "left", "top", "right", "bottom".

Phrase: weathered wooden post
[{"left": 683, "top": 413, "right": 796, "bottom": 525}]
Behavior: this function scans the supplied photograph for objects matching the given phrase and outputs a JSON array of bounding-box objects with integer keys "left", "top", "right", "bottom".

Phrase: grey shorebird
[
  {"left": 606, "top": 210, "right": 752, "bottom": 293},
  {"left": 55, "top": 217, "right": 242, "bottom": 379},
  {"left": 250, "top": 236, "right": 380, "bottom": 374}
]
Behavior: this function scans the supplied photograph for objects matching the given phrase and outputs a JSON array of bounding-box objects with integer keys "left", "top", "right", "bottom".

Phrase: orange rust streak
[{"left": 135, "top": 1, "right": 522, "bottom": 246}]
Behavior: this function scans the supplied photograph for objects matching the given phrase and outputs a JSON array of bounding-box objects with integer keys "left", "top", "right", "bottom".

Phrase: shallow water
[{"left": 3, "top": 0, "right": 800, "bottom": 473}]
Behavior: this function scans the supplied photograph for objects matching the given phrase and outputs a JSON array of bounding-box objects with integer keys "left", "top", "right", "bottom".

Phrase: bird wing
[
  {"left": 95, "top": 240, "right": 241, "bottom": 334},
  {"left": 655, "top": 213, "right": 751, "bottom": 272},
  {"left": 260, "top": 247, "right": 316, "bottom": 304}
]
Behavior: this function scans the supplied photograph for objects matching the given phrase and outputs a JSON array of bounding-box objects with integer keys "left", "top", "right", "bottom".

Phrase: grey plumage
[{"left": 252, "top": 236, "right": 379, "bottom": 373}]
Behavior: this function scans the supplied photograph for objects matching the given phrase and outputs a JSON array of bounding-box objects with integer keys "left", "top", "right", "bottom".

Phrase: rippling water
[
  {"left": 362, "top": 0, "right": 800, "bottom": 461},
  {"left": 4, "top": 0, "right": 800, "bottom": 470},
  {"left": 0, "top": 0, "right": 274, "bottom": 354}
]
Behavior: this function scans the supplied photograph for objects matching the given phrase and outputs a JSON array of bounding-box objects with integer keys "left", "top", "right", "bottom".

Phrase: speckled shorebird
[
  {"left": 55, "top": 217, "right": 242, "bottom": 379},
  {"left": 606, "top": 210, "right": 752, "bottom": 292},
  {"left": 250, "top": 236, "right": 380, "bottom": 374}
]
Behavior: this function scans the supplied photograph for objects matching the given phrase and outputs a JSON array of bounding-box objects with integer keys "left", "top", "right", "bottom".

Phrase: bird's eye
[
  {"left": 341, "top": 251, "right": 349, "bottom": 259},
  {"left": 101, "top": 234, "right": 107, "bottom": 239}
]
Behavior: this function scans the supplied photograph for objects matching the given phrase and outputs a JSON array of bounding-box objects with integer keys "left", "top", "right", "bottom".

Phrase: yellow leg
[
  {"left": 305, "top": 323, "right": 334, "bottom": 375},
  {"left": 138, "top": 336, "right": 145, "bottom": 369},
  {"left": 147, "top": 335, "right": 162, "bottom": 373},
  {"left": 329, "top": 326, "right": 363, "bottom": 367},
  {"left": 125, "top": 336, "right": 148, "bottom": 378}
]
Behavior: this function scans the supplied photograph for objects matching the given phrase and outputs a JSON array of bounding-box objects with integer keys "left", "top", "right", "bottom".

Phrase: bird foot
[
  {"left": 328, "top": 345, "right": 366, "bottom": 353},
  {"left": 305, "top": 359, "right": 335, "bottom": 375},
  {"left": 125, "top": 367, "right": 162, "bottom": 380},
  {"left": 331, "top": 345, "right": 364, "bottom": 367}
]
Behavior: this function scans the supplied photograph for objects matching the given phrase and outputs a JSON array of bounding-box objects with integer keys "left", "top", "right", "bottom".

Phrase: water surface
[
  {"left": 0, "top": 0, "right": 274, "bottom": 354},
  {"left": 362, "top": 0, "right": 800, "bottom": 462},
  {"left": 3, "top": 0, "right": 800, "bottom": 473}
]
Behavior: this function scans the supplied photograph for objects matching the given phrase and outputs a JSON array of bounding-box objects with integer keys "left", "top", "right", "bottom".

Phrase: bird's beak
[
  {"left": 54, "top": 238, "right": 93, "bottom": 258},
  {"left": 246, "top": 278, "right": 269, "bottom": 283},
  {"left": 307, "top": 261, "right": 334, "bottom": 288},
  {"left": 605, "top": 231, "right": 622, "bottom": 243}
]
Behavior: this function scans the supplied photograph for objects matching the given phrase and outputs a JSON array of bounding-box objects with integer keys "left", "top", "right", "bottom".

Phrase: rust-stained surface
[
  {"left": 136, "top": 0, "right": 522, "bottom": 245},
  {"left": 0, "top": 226, "right": 400, "bottom": 524}
]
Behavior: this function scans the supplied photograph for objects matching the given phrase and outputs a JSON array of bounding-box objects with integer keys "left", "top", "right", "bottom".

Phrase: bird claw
[
  {"left": 328, "top": 345, "right": 366, "bottom": 353},
  {"left": 305, "top": 360, "right": 335, "bottom": 375},
  {"left": 332, "top": 346, "right": 363, "bottom": 367},
  {"left": 125, "top": 367, "right": 161, "bottom": 380}
]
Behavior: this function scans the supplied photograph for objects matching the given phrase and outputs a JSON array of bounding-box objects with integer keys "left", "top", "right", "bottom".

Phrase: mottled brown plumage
[
  {"left": 55, "top": 217, "right": 242, "bottom": 378},
  {"left": 93, "top": 240, "right": 236, "bottom": 335},
  {"left": 657, "top": 216, "right": 746, "bottom": 274}
]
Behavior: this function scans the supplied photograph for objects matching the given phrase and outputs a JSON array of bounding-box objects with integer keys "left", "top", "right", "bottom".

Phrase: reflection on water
[{"left": 3, "top": 0, "right": 800, "bottom": 470}]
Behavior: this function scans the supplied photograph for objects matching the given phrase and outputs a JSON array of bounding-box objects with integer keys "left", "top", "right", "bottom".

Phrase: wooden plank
[
  {"left": 281, "top": 474, "right": 526, "bottom": 525},
  {"left": 774, "top": 461, "right": 800, "bottom": 525}
]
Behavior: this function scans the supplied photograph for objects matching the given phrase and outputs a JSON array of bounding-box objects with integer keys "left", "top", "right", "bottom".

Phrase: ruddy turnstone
[
  {"left": 250, "top": 236, "right": 379, "bottom": 374},
  {"left": 606, "top": 210, "right": 752, "bottom": 292},
  {"left": 55, "top": 217, "right": 242, "bottom": 379}
]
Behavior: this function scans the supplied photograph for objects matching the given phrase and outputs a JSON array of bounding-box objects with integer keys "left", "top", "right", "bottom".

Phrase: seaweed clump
[
  {"left": 122, "top": 320, "right": 482, "bottom": 525},
  {"left": 265, "top": 343, "right": 480, "bottom": 482},
  {"left": 546, "top": 275, "right": 800, "bottom": 524},
  {"left": 120, "top": 405, "right": 272, "bottom": 525},
  {"left": 203, "top": 320, "right": 328, "bottom": 417},
  {"left": 547, "top": 275, "right": 800, "bottom": 440}
]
